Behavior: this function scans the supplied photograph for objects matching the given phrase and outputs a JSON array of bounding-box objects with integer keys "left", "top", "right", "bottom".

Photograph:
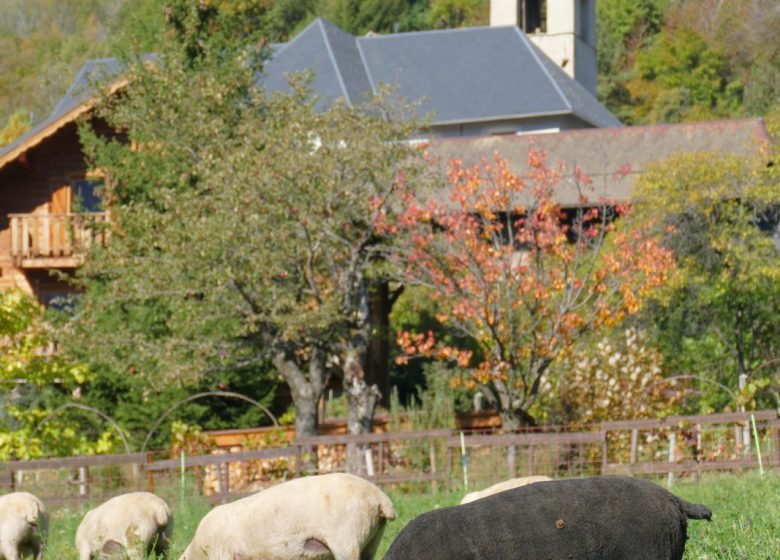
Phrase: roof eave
[{"left": 0, "top": 78, "right": 127, "bottom": 173}]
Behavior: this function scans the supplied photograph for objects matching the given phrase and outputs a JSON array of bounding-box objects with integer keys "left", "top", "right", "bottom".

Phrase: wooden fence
[{"left": 1, "top": 409, "right": 777, "bottom": 508}]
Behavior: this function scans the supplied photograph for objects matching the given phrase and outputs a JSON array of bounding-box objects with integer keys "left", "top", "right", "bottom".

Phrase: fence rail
[{"left": 1, "top": 409, "right": 777, "bottom": 508}]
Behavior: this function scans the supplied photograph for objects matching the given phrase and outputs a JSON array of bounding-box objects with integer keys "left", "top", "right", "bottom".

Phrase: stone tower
[{"left": 490, "top": 0, "right": 597, "bottom": 96}]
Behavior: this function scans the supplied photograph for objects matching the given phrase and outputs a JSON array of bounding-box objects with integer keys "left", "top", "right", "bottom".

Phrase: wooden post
[
  {"left": 39, "top": 215, "right": 50, "bottom": 256},
  {"left": 507, "top": 444, "right": 516, "bottom": 477},
  {"left": 215, "top": 463, "right": 223, "bottom": 495},
  {"left": 667, "top": 431, "right": 676, "bottom": 487},
  {"left": 447, "top": 446, "right": 454, "bottom": 489},
  {"left": 774, "top": 422, "right": 780, "bottom": 466},
  {"left": 527, "top": 445, "right": 535, "bottom": 475},
  {"left": 222, "top": 462, "right": 230, "bottom": 495},
  {"left": 10, "top": 216, "right": 18, "bottom": 259},
  {"left": 146, "top": 453, "right": 155, "bottom": 493},
  {"left": 295, "top": 446, "right": 302, "bottom": 478},
  {"left": 78, "top": 466, "right": 88, "bottom": 497},
  {"left": 21, "top": 217, "right": 29, "bottom": 258},
  {"left": 378, "top": 441, "right": 384, "bottom": 476},
  {"left": 630, "top": 429, "right": 639, "bottom": 464},
  {"left": 364, "top": 447, "right": 375, "bottom": 477},
  {"left": 429, "top": 441, "right": 438, "bottom": 492}
]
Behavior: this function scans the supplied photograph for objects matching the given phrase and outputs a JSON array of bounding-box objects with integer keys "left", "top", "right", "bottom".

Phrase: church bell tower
[{"left": 490, "top": 0, "right": 597, "bottom": 96}]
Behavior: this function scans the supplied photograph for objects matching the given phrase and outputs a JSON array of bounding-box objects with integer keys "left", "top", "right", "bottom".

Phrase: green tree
[
  {"left": 0, "top": 290, "right": 118, "bottom": 459},
  {"left": 596, "top": 0, "right": 669, "bottom": 123},
  {"left": 0, "top": 0, "right": 118, "bottom": 126},
  {"left": 630, "top": 25, "right": 742, "bottom": 123},
  {"left": 634, "top": 147, "right": 780, "bottom": 411},
  {"left": 322, "top": 0, "right": 432, "bottom": 34},
  {"left": 65, "top": 0, "right": 427, "bottom": 442},
  {"left": 428, "top": 0, "right": 488, "bottom": 29}
]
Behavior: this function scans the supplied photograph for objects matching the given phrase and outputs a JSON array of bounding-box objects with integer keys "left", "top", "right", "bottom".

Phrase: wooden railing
[{"left": 9, "top": 212, "right": 109, "bottom": 267}]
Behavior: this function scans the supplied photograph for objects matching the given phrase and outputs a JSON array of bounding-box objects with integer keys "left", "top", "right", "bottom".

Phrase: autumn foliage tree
[{"left": 381, "top": 151, "right": 675, "bottom": 428}]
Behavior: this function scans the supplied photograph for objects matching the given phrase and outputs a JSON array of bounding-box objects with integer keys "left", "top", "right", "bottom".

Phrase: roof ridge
[
  {"left": 316, "top": 18, "right": 354, "bottom": 105},
  {"left": 429, "top": 117, "right": 770, "bottom": 145},
  {"left": 355, "top": 38, "right": 377, "bottom": 95},
  {"left": 513, "top": 27, "right": 571, "bottom": 114},
  {"left": 271, "top": 16, "right": 325, "bottom": 58}
]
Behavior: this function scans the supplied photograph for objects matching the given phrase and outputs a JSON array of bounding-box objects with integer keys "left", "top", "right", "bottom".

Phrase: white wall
[{"left": 490, "top": 0, "right": 597, "bottom": 96}]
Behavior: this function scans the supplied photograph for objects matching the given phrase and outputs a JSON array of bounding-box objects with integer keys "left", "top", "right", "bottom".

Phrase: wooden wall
[{"left": 0, "top": 120, "right": 105, "bottom": 302}]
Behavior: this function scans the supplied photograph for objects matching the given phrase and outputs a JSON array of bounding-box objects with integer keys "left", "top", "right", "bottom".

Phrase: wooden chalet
[{"left": 0, "top": 64, "right": 126, "bottom": 304}]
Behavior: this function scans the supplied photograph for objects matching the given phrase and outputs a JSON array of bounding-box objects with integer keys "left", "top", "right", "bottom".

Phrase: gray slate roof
[
  {"left": 426, "top": 118, "right": 774, "bottom": 207},
  {"left": 52, "top": 58, "right": 124, "bottom": 117},
  {"left": 0, "top": 58, "right": 124, "bottom": 164},
  {"left": 264, "top": 18, "right": 621, "bottom": 127}
]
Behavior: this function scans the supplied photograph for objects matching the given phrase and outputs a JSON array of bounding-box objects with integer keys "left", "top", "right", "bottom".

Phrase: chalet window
[
  {"left": 72, "top": 178, "right": 103, "bottom": 212},
  {"left": 42, "top": 291, "right": 77, "bottom": 312},
  {"left": 521, "top": 0, "right": 546, "bottom": 33}
]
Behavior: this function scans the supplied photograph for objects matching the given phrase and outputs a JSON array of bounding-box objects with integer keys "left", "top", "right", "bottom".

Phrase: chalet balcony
[{"left": 9, "top": 212, "right": 109, "bottom": 268}]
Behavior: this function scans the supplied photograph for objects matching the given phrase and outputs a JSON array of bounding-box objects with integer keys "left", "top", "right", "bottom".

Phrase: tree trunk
[
  {"left": 273, "top": 347, "right": 326, "bottom": 473},
  {"left": 293, "top": 390, "right": 319, "bottom": 439},
  {"left": 366, "top": 281, "right": 391, "bottom": 407},
  {"left": 344, "top": 346, "right": 380, "bottom": 475},
  {"left": 498, "top": 407, "right": 536, "bottom": 431}
]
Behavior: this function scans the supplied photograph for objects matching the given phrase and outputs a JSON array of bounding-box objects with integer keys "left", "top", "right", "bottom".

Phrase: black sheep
[{"left": 383, "top": 475, "right": 711, "bottom": 560}]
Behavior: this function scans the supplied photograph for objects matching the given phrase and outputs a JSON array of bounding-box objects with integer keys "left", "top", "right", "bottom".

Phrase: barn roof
[{"left": 425, "top": 118, "right": 774, "bottom": 207}]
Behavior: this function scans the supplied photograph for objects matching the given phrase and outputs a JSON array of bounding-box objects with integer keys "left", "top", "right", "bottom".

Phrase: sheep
[
  {"left": 0, "top": 492, "right": 48, "bottom": 560},
  {"left": 179, "top": 472, "right": 396, "bottom": 560},
  {"left": 75, "top": 492, "right": 172, "bottom": 560},
  {"left": 383, "top": 475, "right": 712, "bottom": 560},
  {"left": 459, "top": 475, "right": 552, "bottom": 505}
]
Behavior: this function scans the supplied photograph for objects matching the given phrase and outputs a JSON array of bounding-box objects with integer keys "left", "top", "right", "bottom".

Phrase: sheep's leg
[
  {"left": 151, "top": 528, "right": 172, "bottom": 560},
  {"left": 1, "top": 541, "right": 20, "bottom": 560},
  {"left": 31, "top": 540, "right": 44, "bottom": 560},
  {"left": 360, "top": 524, "right": 387, "bottom": 560}
]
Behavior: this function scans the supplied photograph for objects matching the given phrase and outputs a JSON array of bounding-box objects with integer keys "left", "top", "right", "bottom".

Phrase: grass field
[{"left": 44, "top": 471, "right": 780, "bottom": 559}]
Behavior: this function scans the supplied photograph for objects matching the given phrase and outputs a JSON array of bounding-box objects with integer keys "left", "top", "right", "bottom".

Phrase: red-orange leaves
[{"left": 387, "top": 149, "right": 675, "bottom": 426}]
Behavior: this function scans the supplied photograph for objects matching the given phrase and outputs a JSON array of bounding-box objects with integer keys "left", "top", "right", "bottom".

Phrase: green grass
[
  {"left": 40, "top": 472, "right": 780, "bottom": 559},
  {"left": 673, "top": 473, "right": 780, "bottom": 559}
]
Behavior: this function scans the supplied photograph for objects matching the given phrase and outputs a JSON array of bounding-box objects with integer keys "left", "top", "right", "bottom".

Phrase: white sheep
[
  {"left": 179, "top": 472, "right": 396, "bottom": 560},
  {"left": 459, "top": 475, "right": 552, "bottom": 504},
  {"left": 0, "top": 492, "right": 48, "bottom": 560},
  {"left": 75, "top": 491, "right": 173, "bottom": 560}
]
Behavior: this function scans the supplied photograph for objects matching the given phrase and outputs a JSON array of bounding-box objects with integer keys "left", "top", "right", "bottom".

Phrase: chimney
[{"left": 490, "top": 0, "right": 597, "bottom": 96}]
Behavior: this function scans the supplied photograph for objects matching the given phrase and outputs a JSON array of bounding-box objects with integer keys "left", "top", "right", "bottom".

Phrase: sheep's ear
[{"left": 233, "top": 555, "right": 251, "bottom": 560}]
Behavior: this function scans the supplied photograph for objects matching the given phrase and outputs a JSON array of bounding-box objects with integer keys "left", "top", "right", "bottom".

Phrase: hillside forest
[{"left": 1, "top": 0, "right": 780, "bottom": 142}]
